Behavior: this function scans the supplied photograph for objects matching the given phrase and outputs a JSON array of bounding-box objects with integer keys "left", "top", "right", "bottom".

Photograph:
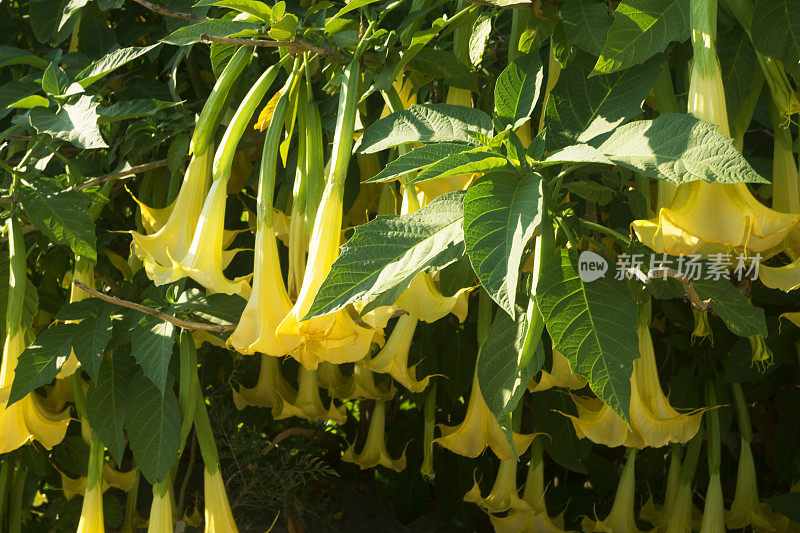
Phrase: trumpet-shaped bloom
[
  {"left": 700, "top": 474, "right": 725, "bottom": 533},
  {"left": 726, "top": 439, "right": 776, "bottom": 531},
  {"left": 148, "top": 482, "right": 174, "bottom": 533},
  {"left": 130, "top": 150, "right": 213, "bottom": 284},
  {"left": 529, "top": 350, "right": 588, "bottom": 392},
  {"left": 464, "top": 459, "right": 532, "bottom": 514},
  {"left": 168, "top": 177, "right": 251, "bottom": 298},
  {"left": 204, "top": 468, "right": 239, "bottom": 533},
  {"left": 640, "top": 448, "right": 681, "bottom": 528},
  {"left": 227, "top": 211, "right": 298, "bottom": 356},
  {"left": 692, "top": 310, "right": 713, "bottom": 342},
  {"left": 434, "top": 370, "right": 534, "bottom": 460},
  {"left": 583, "top": 451, "right": 652, "bottom": 533},
  {"left": 277, "top": 182, "right": 378, "bottom": 369},
  {"left": 396, "top": 274, "right": 472, "bottom": 324},
  {"left": 317, "top": 362, "right": 355, "bottom": 399},
  {"left": 273, "top": 367, "right": 346, "bottom": 424},
  {"left": 568, "top": 320, "right": 702, "bottom": 448},
  {"left": 351, "top": 363, "right": 395, "bottom": 401},
  {"left": 750, "top": 335, "right": 773, "bottom": 370},
  {"left": 232, "top": 356, "right": 295, "bottom": 412},
  {"left": 342, "top": 401, "right": 406, "bottom": 471},
  {"left": 76, "top": 481, "right": 103, "bottom": 533},
  {"left": 365, "top": 315, "right": 432, "bottom": 392},
  {"left": 60, "top": 464, "right": 140, "bottom": 501}
]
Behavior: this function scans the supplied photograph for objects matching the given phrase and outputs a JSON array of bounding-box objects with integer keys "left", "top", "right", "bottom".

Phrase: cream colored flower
[
  {"left": 232, "top": 356, "right": 295, "bottom": 412},
  {"left": 365, "top": 314, "right": 432, "bottom": 392},
  {"left": 342, "top": 401, "right": 406, "bottom": 471},
  {"left": 464, "top": 459, "right": 532, "bottom": 514},
  {"left": 273, "top": 367, "right": 346, "bottom": 424},
  {"left": 204, "top": 468, "right": 239, "bottom": 533},
  {"left": 529, "top": 350, "right": 587, "bottom": 392},
  {"left": 583, "top": 451, "right": 652, "bottom": 532}
]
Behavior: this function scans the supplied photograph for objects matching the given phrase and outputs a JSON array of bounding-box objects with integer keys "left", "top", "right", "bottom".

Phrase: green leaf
[
  {"left": 9, "top": 324, "right": 78, "bottom": 405},
  {"left": 162, "top": 20, "right": 261, "bottom": 47},
  {"left": 194, "top": 0, "right": 272, "bottom": 22},
  {"left": 532, "top": 390, "right": 592, "bottom": 473},
  {"left": 463, "top": 170, "right": 542, "bottom": 317},
  {"left": 468, "top": 11, "right": 492, "bottom": 66},
  {"left": 477, "top": 309, "right": 543, "bottom": 453},
  {"left": 593, "top": 0, "right": 690, "bottom": 74},
  {"left": 410, "top": 49, "right": 477, "bottom": 92},
  {"left": 29, "top": 0, "right": 85, "bottom": 44},
  {"left": 130, "top": 315, "right": 175, "bottom": 394},
  {"left": 97, "top": 0, "right": 124, "bottom": 9},
  {"left": 70, "top": 314, "right": 113, "bottom": 382},
  {"left": 19, "top": 177, "right": 96, "bottom": 261},
  {"left": 561, "top": 0, "right": 612, "bottom": 56},
  {"left": 85, "top": 352, "right": 136, "bottom": 463},
  {"left": 329, "top": 0, "right": 381, "bottom": 22},
  {"left": 719, "top": 24, "right": 758, "bottom": 127},
  {"left": 414, "top": 148, "right": 509, "bottom": 184},
  {"left": 536, "top": 249, "right": 639, "bottom": 422},
  {"left": 545, "top": 50, "right": 664, "bottom": 143},
  {"left": 41, "top": 62, "right": 69, "bottom": 96},
  {"left": 366, "top": 143, "right": 471, "bottom": 183},
  {"left": 27, "top": 95, "right": 108, "bottom": 149},
  {"left": 563, "top": 180, "right": 614, "bottom": 205},
  {"left": 0, "top": 81, "right": 42, "bottom": 118},
  {"left": 171, "top": 289, "right": 246, "bottom": 326},
  {"left": 125, "top": 371, "right": 181, "bottom": 484},
  {"left": 751, "top": 0, "right": 800, "bottom": 83},
  {"left": 0, "top": 46, "right": 49, "bottom": 69},
  {"left": 592, "top": 114, "right": 769, "bottom": 185},
  {"left": 98, "top": 99, "right": 180, "bottom": 121},
  {"left": 766, "top": 493, "right": 800, "bottom": 523},
  {"left": 494, "top": 51, "right": 544, "bottom": 130},
  {"left": 359, "top": 104, "right": 493, "bottom": 153},
  {"left": 693, "top": 278, "right": 767, "bottom": 337},
  {"left": 7, "top": 95, "right": 50, "bottom": 110},
  {"left": 305, "top": 191, "right": 466, "bottom": 318},
  {"left": 76, "top": 44, "right": 161, "bottom": 89}
]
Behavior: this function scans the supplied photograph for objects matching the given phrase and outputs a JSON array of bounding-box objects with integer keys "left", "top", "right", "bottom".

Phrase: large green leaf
[
  {"left": 366, "top": 143, "right": 471, "bottom": 183},
  {"left": 413, "top": 149, "right": 508, "bottom": 184},
  {"left": 545, "top": 50, "right": 664, "bottom": 143},
  {"left": 477, "top": 309, "right": 543, "bottom": 453},
  {"left": 751, "top": 0, "right": 800, "bottom": 83},
  {"left": 69, "top": 313, "right": 113, "bottom": 382},
  {"left": 359, "top": 104, "right": 493, "bottom": 153},
  {"left": 130, "top": 315, "right": 175, "bottom": 395},
  {"left": 546, "top": 114, "right": 770, "bottom": 185},
  {"left": 9, "top": 324, "right": 78, "bottom": 405},
  {"left": 463, "top": 170, "right": 542, "bottom": 317},
  {"left": 719, "top": 24, "right": 758, "bottom": 126},
  {"left": 494, "top": 51, "right": 544, "bottom": 130},
  {"left": 593, "top": 0, "right": 690, "bottom": 74},
  {"left": 767, "top": 493, "right": 800, "bottom": 523},
  {"left": 162, "top": 20, "right": 261, "bottom": 47},
  {"left": 0, "top": 46, "right": 49, "bottom": 69},
  {"left": 410, "top": 49, "right": 477, "bottom": 92},
  {"left": 98, "top": 99, "right": 179, "bottom": 121},
  {"left": 536, "top": 249, "right": 639, "bottom": 422},
  {"left": 85, "top": 352, "right": 137, "bottom": 463},
  {"left": 561, "top": 0, "right": 612, "bottom": 57},
  {"left": 532, "top": 390, "right": 592, "bottom": 473},
  {"left": 305, "top": 191, "right": 466, "bottom": 318},
  {"left": 19, "top": 177, "right": 97, "bottom": 261},
  {"left": 194, "top": 0, "right": 272, "bottom": 22},
  {"left": 693, "top": 277, "right": 767, "bottom": 338},
  {"left": 125, "top": 371, "right": 181, "bottom": 484},
  {"left": 27, "top": 95, "right": 108, "bottom": 149},
  {"left": 76, "top": 44, "right": 161, "bottom": 89}
]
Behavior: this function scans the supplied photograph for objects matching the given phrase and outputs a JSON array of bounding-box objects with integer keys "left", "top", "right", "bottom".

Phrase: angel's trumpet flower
[
  {"left": 344, "top": 153, "right": 383, "bottom": 228},
  {"left": 569, "top": 306, "right": 701, "bottom": 448},
  {"left": 631, "top": 10, "right": 799, "bottom": 258},
  {"left": 396, "top": 274, "right": 471, "bottom": 323},
  {"left": 702, "top": 378, "right": 724, "bottom": 533},
  {"left": 692, "top": 310, "right": 713, "bottom": 342},
  {"left": 130, "top": 150, "right": 213, "bottom": 285},
  {"left": 434, "top": 369, "right": 534, "bottom": 460},
  {"left": 317, "top": 362, "right": 355, "bottom": 399},
  {"left": 274, "top": 367, "right": 345, "bottom": 424},
  {"left": 490, "top": 440, "right": 572, "bottom": 533},
  {"left": 726, "top": 438, "right": 775, "bottom": 531},
  {"left": 750, "top": 334, "right": 773, "bottom": 370},
  {"left": 529, "top": 350, "right": 588, "bottom": 392},
  {"left": 350, "top": 363, "right": 395, "bottom": 401},
  {"left": 583, "top": 450, "right": 651, "bottom": 533},
  {"left": 365, "top": 314, "right": 432, "bottom": 392},
  {"left": 464, "top": 459, "right": 532, "bottom": 514},
  {"left": 232, "top": 356, "right": 295, "bottom": 411},
  {"left": 77, "top": 434, "right": 104, "bottom": 533},
  {"left": 204, "top": 468, "right": 239, "bottom": 533},
  {"left": 58, "top": 257, "right": 95, "bottom": 378},
  {"left": 700, "top": 473, "right": 725, "bottom": 533},
  {"left": 102, "top": 463, "right": 138, "bottom": 493},
  {"left": 640, "top": 445, "right": 681, "bottom": 528},
  {"left": 343, "top": 401, "right": 406, "bottom": 471},
  {"left": 277, "top": 56, "right": 378, "bottom": 370},
  {"left": 148, "top": 480, "right": 174, "bottom": 533}
]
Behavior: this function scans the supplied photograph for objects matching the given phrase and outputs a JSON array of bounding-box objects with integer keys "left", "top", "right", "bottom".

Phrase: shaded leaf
[
  {"left": 85, "top": 352, "right": 136, "bottom": 463},
  {"left": 130, "top": 315, "right": 175, "bottom": 394},
  {"left": 9, "top": 324, "right": 78, "bottom": 405}
]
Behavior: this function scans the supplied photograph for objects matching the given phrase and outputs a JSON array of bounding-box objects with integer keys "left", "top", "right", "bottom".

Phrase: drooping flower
[
  {"left": 342, "top": 401, "right": 406, "bottom": 471},
  {"left": 464, "top": 459, "right": 532, "bottom": 514},
  {"left": 726, "top": 437, "right": 776, "bottom": 531},
  {"left": 583, "top": 450, "right": 652, "bottom": 533},
  {"left": 434, "top": 369, "right": 534, "bottom": 460},
  {"left": 130, "top": 149, "right": 213, "bottom": 285},
  {"left": 273, "top": 367, "right": 346, "bottom": 424},
  {"left": 349, "top": 363, "right": 395, "bottom": 401},
  {"left": 692, "top": 310, "right": 713, "bottom": 342},
  {"left": 76, "top": 480, "right": 103, "bottom": 532},
  {"left": 395, "top": 274, "right": 472, "bottom": 324},
  {"left": 317, "top": 362, "right": 356, "bottom": 400},
  {"left": 700, "top": 473, "right": 725, "bottom": 533},
  {"left": 364, "top": 314, "right": 432, "bottom": 392},
  {"left": 640, "top": 446, "right": 681, "bottom": 528},
  {"left": 421, "top": 384, "right": 436, "bottom": 478},
  {"left": 529, "top": 350, "right": 588, "bottom": 392},
  {"left": 231, "top": 356, "right": 295, "bottom": 411},
  {"left": 749, "top": 334, "right": 773, "bottom": 370},
  {"left": 204, "top": 468, "right": 239, "bottom": 533},
  {"left": 147, "top": 480, "right": 174, "bottom": 533}
]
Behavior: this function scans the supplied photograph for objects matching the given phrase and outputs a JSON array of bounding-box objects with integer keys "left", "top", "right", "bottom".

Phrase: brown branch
[
  {"left": 633, "top": 266, "right": 712, "bottom": 311},
  {"left": 261, "top": 428, "right": 316, "bottom": 456},
  {"left": 130, "top": 0, "right": 206, "bottom": 22},
  {"left": 72, "top": 280, "right": 236, "bottom": 332},
  {"left": 74, "top": 159, "right": 170, "bottom": 191},
  {"left": 200, "top": 34, "right": 340, "bottom": 59}
]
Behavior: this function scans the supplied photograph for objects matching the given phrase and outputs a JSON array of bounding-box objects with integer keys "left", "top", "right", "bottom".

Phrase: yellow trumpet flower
[
  {"left": 60, "top": 464, "right": 139, "bottom": 501},
  {"left": 76, "top": 481, "right": 103, "bottom": 533},
  {"left": 227, "top": 208, "right": 297, "bottom": 356},
  {"left": 342, "top": 401, "right": 406, "bottom": 471},
  {"left": 529, "top": 350, "right": 588, "bottom": 392},
  {"left": 204, "top": 468, "right": 239, "bottom": 533},
  {"left": 148, "top": 480, "right": 174, "bottom": 533},
  {"left": 750, "top": 334, "right": 773, "bottom": 370},
  {"left": 583, "top": 450, "right": 652, "bottom": 533},
  {"left": 273, "top": 367, "right": 346, "bottom": 424},
  {"left": 464, "top": 459, "right": 532, "bottom": 514},
  {"left": 692, "top": 310, "right": 713, "bottom": 342},
  {"left": 364, "top": 314, "right": 432, "bottom": 393},
  {"left": 726, "top": 438, "right": 776, "bottom": 531},
  {"left": 349, "top": 363, "right": 395, "bottom": 401},
  {"left": 640, "top": 447, "right": 681, "bottom": 529},
  {"left": 434, "top": 370, "right": 534, "bottom": 460},
  {"left": 277, "top": 181, "right": 378, "bottom": 369},
  {"left": 130, "top": 149, "right": 213, "bottom": 284},
  {"left": 168, "top": 177, "right": 251, "bottom": 298},
  {"left": 700, "top": 473, "right": 725, "bottom": 533},
  {"left": 395, "top": 274, "right": 472, "bottom": 324},
  {"left": 317, "top": 362, "right": 356, "bottom": 399},
  {"left": 232, "top": 356, "right": 295, "bottom": 411}
]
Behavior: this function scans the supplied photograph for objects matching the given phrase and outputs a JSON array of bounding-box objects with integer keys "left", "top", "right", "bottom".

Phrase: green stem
[
  {"left": 8, "top": 462, "right": 25, "bottom": 533},
  {"left": 678, "top": 423, "right": 703, "bottom": 485},
  {"left": 730, "top": 382, "right": 753, "bottom": 443},
  {"left": 705, "top": 380, "right": 721, "bottom": 475},
  {"left": 86, "top": 431, "right": 104, "bottom": 490},
  {"left": 193, "top": 383, "right": 220, "bottom": 472},
  {"left": 653, "top": 62, "right": 680, "bottom": 114},
  {"left": 178, "top": 331, "right": 198, "bottom": 451},
  {"left": 580, "top": 219, "right": 630, "bottom": 245},
  {"left": 120, "top": 472, "right": 139, "bottom": 533},
  {"left": 0, "top": 459, "right": 11, "bottom": 529}
]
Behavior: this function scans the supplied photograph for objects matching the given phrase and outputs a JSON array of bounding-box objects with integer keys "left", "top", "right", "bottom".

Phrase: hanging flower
[
  {"left": 204, "top": 468, "right": 239, "bottom": 533},
  {"left": 395, "top": 274, "right": 472, "bottom": 324},
  {"left": 364, "top": 314, "right": 433, "bottom": 392},
  {"left": 464, "top": 459, "right": 533, "bottom": 514},
  {"left": 700, "top": 473, "right": 725, "bottom": 533},
  {"left": 583, "top": 451, "right": 651, "bottom": 533},
  {"left": 434, "top": 369, "right": 534, "bottom": 460},
  {"left": 76, "top": 480, "right": 103, "bottom": 533},
  {"left": 529, "top": 350, "right": 588, "bottom": 392},
  {"left": 147, "top": 481, "right": 174, "bottom": 533},
  {"left": 232, "top": 356, "right": 295, "bottom": 412},
  {"left": 342, "top": 401, "right": 406, "bottom": 471},
  {"left": 317, "top": 362, "right": 356, "bottom": 400},
  {"left": 273, "top": 367, "right": 346, "bottom": 424},
  {"left": 692, "top": 310, "right": 713, "bottom": 342},
  {"left": 640, "top": 447, "right": 681, "bottom": 528},
  {"left": 349, "top": 363, "right": 395, "bottom": 401},
  {"left": 725, "top": 439, "right": 776, "bottom": 531}
]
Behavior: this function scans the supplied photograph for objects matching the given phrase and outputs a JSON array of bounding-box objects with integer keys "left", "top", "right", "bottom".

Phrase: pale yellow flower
[
  {"left": 204, "top": 468, "right": 239, "bottom": 533},
  {"left": 395, "top": 274, "right": 472, "bottom": 324},
  {"left": 76, "top": 481, "right": 104, "bottom": 533},
  {"left": 147, "top": 482, "right": 174, "bottom": 533},
  {"left": 583, "top": 451, "right": 652, "bottom": 532},
  {"left": 349, "top": 363, "right": 395, "bottom": 401},
  {"left": 232, "top": 356, "right": 295, "bottom": 412},
  {"left": 464, "top": 459, "right": 532, "bottom": 514},
  {"left": 342, "top": 400, "right": 406, "bottom": 471},
  {"left": 700, "top": 474, "right": 725, "bottom": 533},
  {"left": 273, "top": 367, "right": 345, "bottom": 424},
  {"left": 364, "top": 314, "right": 432, "bottom": 392},
  {"left": 529, "top": 350, "right": 588, "bottom": 392},
  {"left": 726, "top": 439, "right": 776, "bottom": 531}
]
